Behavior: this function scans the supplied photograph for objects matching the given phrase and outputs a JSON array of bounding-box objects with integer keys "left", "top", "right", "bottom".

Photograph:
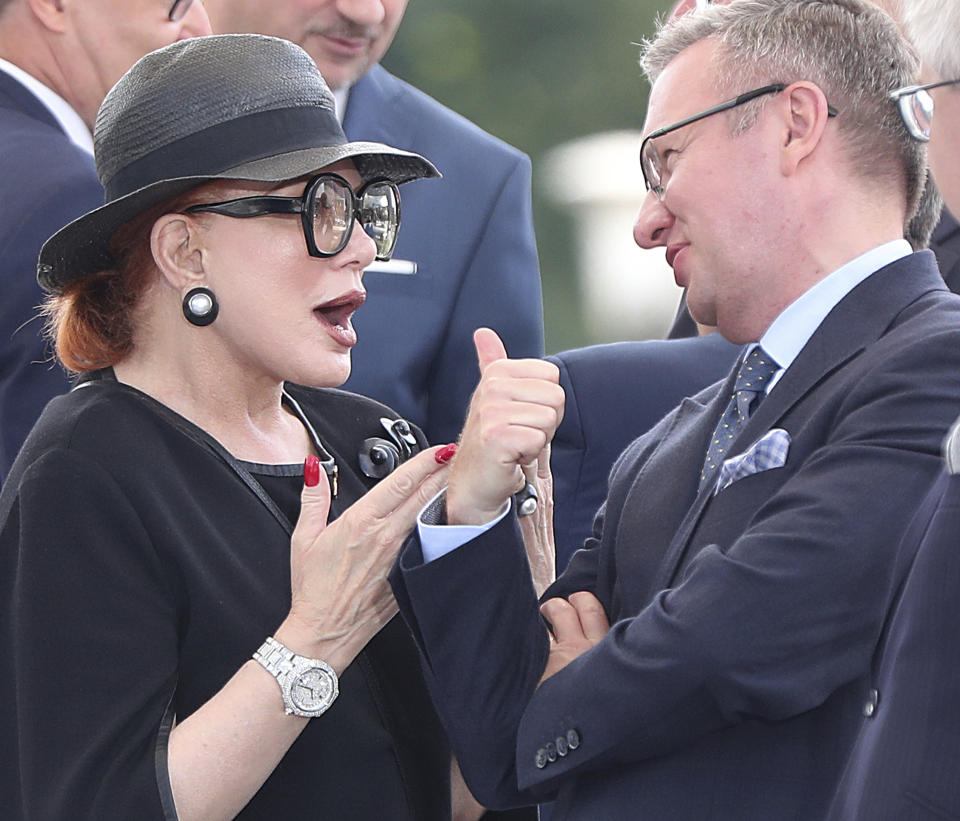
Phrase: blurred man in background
[
  {"left": 0, "top": 0, "right": 211, "bottom": 482},
  {"left": 828, "top": 1, "right": 960, "bottom": 817}
]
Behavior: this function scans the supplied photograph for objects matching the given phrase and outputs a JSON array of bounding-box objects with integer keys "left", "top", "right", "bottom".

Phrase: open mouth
[{"left": 313, "top": 290, "right": 366, "bottom": 344}]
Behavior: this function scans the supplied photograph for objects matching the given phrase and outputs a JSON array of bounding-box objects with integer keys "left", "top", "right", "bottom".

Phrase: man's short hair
[
  {"left": 903, "top": 0, "right": 960, "bottom": 80},
  {"left": 907, "top": 174, "right": 942, "bottom": 250},
  {"left": 640, "top": 0, "right": 925, "bottom": 222}
]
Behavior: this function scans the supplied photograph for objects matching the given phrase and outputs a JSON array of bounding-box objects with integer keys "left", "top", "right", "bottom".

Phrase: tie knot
[{"left": 734, "top": 346, "right": 778, "bottom": 395}]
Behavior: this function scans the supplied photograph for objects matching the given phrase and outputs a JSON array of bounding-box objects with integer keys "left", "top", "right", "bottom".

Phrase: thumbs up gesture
[{"left": 446, "top": 328, "right": 565, "bottom": 526}]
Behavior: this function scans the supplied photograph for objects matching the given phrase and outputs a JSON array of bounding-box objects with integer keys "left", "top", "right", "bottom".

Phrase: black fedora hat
[{"left": 38, "top": 33, "right": 439, "bottom": 292}]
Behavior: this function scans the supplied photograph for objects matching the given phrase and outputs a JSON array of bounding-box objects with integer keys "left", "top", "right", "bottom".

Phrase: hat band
[{"left": 103, "top": 106, "right": 347, "bottom": 202}]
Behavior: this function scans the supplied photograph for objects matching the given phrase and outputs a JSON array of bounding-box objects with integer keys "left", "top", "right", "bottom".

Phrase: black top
[{"left": 0, "top": 374, "right": 451, "bottom": 820}]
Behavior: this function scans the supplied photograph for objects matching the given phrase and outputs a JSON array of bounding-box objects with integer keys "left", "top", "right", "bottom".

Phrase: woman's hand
[
  {"left": 277, "top": 444, "right": 453, "bottom": 672},
  {"left": 168, "top": 445, "right": 453, "bottom": 821},
  {"left": 446, "top": 328, "right": 565, "bottom": 527},
  {"left": 518, "top": 442, "right": 557, "bottom": 598}
]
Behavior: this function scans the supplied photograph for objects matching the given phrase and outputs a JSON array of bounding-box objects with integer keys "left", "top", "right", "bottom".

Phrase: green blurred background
[{"left": 383, "top": 0, "right": 675, "bottom": 355}]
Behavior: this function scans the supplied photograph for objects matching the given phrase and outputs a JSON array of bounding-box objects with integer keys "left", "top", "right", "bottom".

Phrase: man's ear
[
  {"left": 150, "top": 213, "right": 207, "bottom": 292},
  {"left": 778, "top": 81, "right": 832, "bottom": 177},
  {"left": 27, "top": 0, "right": 68, "bottom": 34}
]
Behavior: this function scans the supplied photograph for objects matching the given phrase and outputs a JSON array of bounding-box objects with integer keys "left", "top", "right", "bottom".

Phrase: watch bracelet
[{"left": 252, "top": 636, "right": 338, "bottom": 717}]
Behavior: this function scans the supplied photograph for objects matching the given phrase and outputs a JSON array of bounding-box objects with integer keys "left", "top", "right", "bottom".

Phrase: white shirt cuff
[{"left": 417, "top": 488, "right": 512, "bottom": 562}]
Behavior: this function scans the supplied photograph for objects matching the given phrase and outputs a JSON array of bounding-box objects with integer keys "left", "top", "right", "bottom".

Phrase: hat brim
[{"left": 38, "top": 142, "right": 439, "bottom": 292}]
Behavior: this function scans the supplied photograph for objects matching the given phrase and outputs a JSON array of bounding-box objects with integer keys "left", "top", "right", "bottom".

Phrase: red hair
[{"left": 43, "top": 180, "right": 237, "bottom": 372}]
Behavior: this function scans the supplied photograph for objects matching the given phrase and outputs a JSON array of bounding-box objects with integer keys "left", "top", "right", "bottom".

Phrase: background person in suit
[
  {"left": 0, "top": 0, "right": 211, "bottom": 483},
  {"left": 204, "top": 0, "right": 544, "bottom": 447},
  {"left": 827, "top": 1, "right": 960, "bottom": 817},
  {"left": 388, "top": 1, "right": 960, "bottom": 818}
]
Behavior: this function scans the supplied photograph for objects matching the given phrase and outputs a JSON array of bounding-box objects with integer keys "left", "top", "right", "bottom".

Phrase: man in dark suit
[
  {"left": 827, "top": 1, "right": 960, "bottom": 817},
  {"left": 0, "top": 0, "right": 211, "bottom": 481},
  {"left": 549, "top": 333, "right": 740, "bottom": 569},
  {"left": 204, "top": 0, "right": 543, "bottom": 446},
  {"left": 388, "top": 2, "right": 960, "bottom": 818}
]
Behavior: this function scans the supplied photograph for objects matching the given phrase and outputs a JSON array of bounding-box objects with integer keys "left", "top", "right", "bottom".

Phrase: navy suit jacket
[
  {"left": 0, "top": 71, "right": 102, "bottom": 482},
  {"left": 931, "top": 209, "right": 960, "bottom": 294},
  {"left": 340, "top": 65, "right": 543, "bottom": 445},
  {"left": 391, "top": 252, "right": 960, "bottom": 820},
  {"left": 548, "top": 334, "right": 740, "bottom": 570},
  {"left": 827, "top": 466, "right": 960, "bottom": 821}
]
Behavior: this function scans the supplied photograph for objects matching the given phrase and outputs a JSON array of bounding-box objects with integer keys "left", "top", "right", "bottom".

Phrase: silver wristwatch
[{"left": 253, "top": 636, "right": 339, "bottom": 718}]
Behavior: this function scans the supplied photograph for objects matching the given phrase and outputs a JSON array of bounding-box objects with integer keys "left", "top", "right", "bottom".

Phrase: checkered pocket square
[{"left": 714, "top": 428, "right": 791, "bottom": 495}]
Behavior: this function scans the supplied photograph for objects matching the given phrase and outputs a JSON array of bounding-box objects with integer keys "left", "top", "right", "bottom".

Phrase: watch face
[{"left": 291, "top": 667, "right": 336, "bottom": 713}]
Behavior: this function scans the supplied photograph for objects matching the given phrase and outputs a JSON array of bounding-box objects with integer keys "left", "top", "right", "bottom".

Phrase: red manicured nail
[
  {"left": 435, "top": 443, "right": 458, "bottom": 464},
  {"left": 304, "top": 454, "right": 321, "bottom": 487}
]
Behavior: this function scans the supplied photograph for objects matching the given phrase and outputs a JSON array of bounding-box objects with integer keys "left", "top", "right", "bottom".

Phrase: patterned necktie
[{"left": 700, "top": 346, "right": 779, "bottom": 491}]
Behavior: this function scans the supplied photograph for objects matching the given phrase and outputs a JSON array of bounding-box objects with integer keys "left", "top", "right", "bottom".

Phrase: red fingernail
[
  {"left": 304, "top": 454, "right": 321, "bottom": 487},
  {"left": 435, "top": 443, "right": 458, "bottom": 464}
]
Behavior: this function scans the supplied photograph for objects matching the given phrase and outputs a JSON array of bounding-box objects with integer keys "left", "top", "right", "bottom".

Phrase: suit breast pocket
[{"left": 692, "top": 465, "right": 794, "bottom": 554}]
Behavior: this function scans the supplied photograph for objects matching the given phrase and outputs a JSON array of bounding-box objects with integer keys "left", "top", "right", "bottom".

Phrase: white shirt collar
[
  {"left": 332, "top": 86, "right": 350, "bottom": 125},
  {"left": 0, "top": 58, "right": 93, "bottom": 155},
  {"left": 755, "top": 239, "right": 913, "bottom": 391}
]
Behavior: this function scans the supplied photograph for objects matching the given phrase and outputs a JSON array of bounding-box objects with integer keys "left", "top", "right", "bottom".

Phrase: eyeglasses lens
[
  {"left": 310, "top": 178, "right": 400, "bottom": 259},
  {"left": 905, "top": 89, "right": 935, "bottom": 141},
  {"left": 359, "top": 183, "right": 399, "bottom": 259},
  {"left": 640, "top": 140, "right": 663, "bottom": 198},
  {"left": 312, "top": 180, "right": 352, "bottom": 255}
]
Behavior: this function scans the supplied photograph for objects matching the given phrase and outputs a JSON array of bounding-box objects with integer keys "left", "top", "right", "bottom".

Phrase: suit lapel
[
  {"left": 342, "top": 65, "right": 416, "bottom": 150},
  {"left": 613, "top": 380, "right": 732, "bottom": 606},
  {"left": 0, "top": 69, "right": 64, "bottom": 133},
  {"left": 653, "top": 251, "right": 947, "bottom": 592}
]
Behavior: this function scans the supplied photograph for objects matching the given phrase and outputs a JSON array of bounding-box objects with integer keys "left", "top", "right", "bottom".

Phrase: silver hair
[
  {"left": 903, "top": 0, "right": 960, "bottom": 79},
  {"left": 640, "top": 0, "right": 925, "bottom": 219}
]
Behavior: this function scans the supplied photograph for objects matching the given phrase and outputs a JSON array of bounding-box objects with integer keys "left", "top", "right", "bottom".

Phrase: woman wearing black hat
[{"left": 0, "top": 34, "right": 510, "bottom": 821}]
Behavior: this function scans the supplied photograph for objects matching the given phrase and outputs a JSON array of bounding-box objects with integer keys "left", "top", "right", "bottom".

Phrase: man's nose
[
  {"left": 177, "top": 1, "right": 214, "bottom": 38},
  {"left": 334, "top": 0, "right": 386, "bottom": 27},
  {"left": 633, "top": 190, "right": 674, "bottom": 249}
]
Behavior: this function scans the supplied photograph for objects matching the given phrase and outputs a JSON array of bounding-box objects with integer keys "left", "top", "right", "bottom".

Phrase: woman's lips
[{"left": 313, "top": 290, "right": 366, "bottom": 347}]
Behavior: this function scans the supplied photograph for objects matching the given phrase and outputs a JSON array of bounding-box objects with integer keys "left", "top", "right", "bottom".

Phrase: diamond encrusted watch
[{"left": 253, "top": 636, "right": 339, "bottom": 718}]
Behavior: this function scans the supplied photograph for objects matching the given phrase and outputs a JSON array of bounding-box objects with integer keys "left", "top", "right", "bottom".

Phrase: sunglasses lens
[
  {"left": 358, "top": 182, "right": 400, "bottom": 260},
  {"left": 311, "top": 178, "right": 353, "bottom": 254}
]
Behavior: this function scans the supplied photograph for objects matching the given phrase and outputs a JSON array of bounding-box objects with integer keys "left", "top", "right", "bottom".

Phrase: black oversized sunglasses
[{"left": 185, "top": 173, "right": 403, "bottom": 261}]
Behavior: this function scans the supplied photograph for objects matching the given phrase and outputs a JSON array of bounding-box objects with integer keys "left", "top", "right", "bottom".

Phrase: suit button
[
  {"left": 863, "top": 688, "right": 879, "bottom": 717},
  {"left": 566, "top": 729, "right": 581, "bottom": 750},
  {"left": 556, "top": 735, "right": 569, "bottom": 757},
  {"left": 545, "top": 741, "right": 557, "bottom": 762},
  {"left": 535, "top": 748, "right": 548, "bottom": 769}
]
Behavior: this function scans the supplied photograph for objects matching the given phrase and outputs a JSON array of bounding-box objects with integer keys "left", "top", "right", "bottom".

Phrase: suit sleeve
[
  {"left": 0, "top": 165, "right": 102, "bottom": 478},
  {"left": 4, "top": 449, "right": 179, "bottom": 820},
  {"left": 424, "top": 153, "right": 543, "bottom": 445}
]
